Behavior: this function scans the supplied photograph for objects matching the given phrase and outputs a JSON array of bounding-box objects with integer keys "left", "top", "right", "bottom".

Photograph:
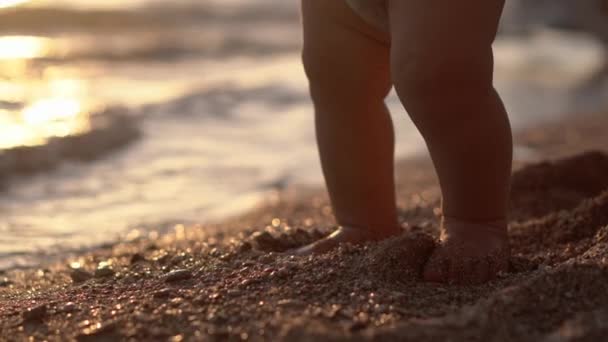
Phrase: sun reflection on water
[
  {"left": 0, "top": 97, "right": 91, "bottom": 149},
  {"left": 23, "top": 98, "right": 90, "bottom": 135},
  {"left": 0, "top": 35, "right": 92, "bottom": 149},
  {"left": 0, "top": 36, "right": 49, "bottom": 60},
  {"left": 0, "top": 0, "right": 30, "bottom": 9}
]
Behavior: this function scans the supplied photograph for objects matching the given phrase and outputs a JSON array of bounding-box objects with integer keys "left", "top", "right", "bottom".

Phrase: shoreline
[
  {"left": 0, "top": 108, "right": 601, "bottom": 272},
  {"left": 1, "top": 111, "right": 608, "bottom": 340}
]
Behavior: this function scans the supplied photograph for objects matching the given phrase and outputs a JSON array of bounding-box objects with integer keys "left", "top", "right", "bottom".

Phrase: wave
[
  {"left": 501, "top": 0, "right": 608, "bottom": 43},
  {"left": 0, "top": 4, "right": 299, "bottom": 34},
  {"left": 0, "top": 108, "right": 139, "bottom": 181}
]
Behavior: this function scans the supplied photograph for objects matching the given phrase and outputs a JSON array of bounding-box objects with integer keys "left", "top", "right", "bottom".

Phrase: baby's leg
[
  {"left": 297, "top": 0, "right": 400, "bottom": 254},
  {"left": 388, "top": 0, "right": 512, "bottom": 284}
]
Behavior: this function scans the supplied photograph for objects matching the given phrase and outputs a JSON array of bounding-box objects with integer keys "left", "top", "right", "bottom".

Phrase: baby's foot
[
  {"left": 423, "top": 218, "right": 509, "bottom": 285},
  {"left": 292, "top": 226, "right": 400, "bottom": 255}
]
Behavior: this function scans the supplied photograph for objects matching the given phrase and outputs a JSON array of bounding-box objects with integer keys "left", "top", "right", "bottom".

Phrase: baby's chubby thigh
[{"left": 301, "top": 0, "right": 391, "bottom": 105}]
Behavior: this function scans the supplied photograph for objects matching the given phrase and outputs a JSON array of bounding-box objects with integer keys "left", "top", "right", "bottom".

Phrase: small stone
[
  {"left": 374, "top": 304, "right": 388, "bottom": 314},
  {"left": 77, "top": 321, "right": 118, "bottom": 341},
  {"left": 70, "top": 269, "right": 93, "bottom": 283},
  {"left": 251, "top": 231, "right": 279, "bottom": 251},
  {"left": 237, "top": 242, "right": 253, "bottom": 253},
  {"left": 277, "top": 299, "right": 305, "bottom": 309},
  {"left": 62, "top": 302, "right": 78, "bottom": 312},
  {"left": 193, "top": 295, "right": 207, "bottom": 305},
  {"left": 164, "top": 269, "right": 192, "bottom": 283},
  {"left": 239, "top": 279, "right": 254, "bottom": 287},
  {"left": 349, "top": 312, "right": 370, "bottom": 331},
  {"left": 154, "top": 253, "right": 171, "bottom": 263},
  {"left": 0, "top": 277, "right": 12, "bottom": 287},
  {"left": 290, "top": 228, "right": 312, "bottom": 245},
  {"left": 154, "top": 288, "right": 173, "bottom": 298},
  {"left": 146, "top": 243, "right": 159, "bottom": 251},
  {"left": 170, "top": 254, "right": 188, "bottom": 266},
  {"left": 23, "top": 304, "right": 47, "bottom": 321},
  {"left": 94, "top": 265, "right": 115, "bottom": 278},
  {"left": 169, "top": 335, "right": 184, "bottom": 342},
  {"left": 130, "top": 253, "right": 146, "bottom": 264},
  {"left": 349, "top": 320, "right": 367, "bottom": 332},
  {"left": 170, "top": 297, "right": 184, "bottom": 305}
]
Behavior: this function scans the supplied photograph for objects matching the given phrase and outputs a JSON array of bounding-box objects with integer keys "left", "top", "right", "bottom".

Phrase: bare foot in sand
[
  {"left": 423, "top": 218, "right": 510, "bottom": 285},
  {"left": 292, "top": 226, "right": 401, "bottom": 255}
]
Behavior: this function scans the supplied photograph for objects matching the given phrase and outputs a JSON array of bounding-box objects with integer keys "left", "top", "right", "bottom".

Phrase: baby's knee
[
  {"left": 301, "top": 49, "right": 332, "bottom": 97},
  {"left": 302, "top": 50, "right": 390, "bottom": 107},
  {"left": 390, "top": 48, "right": 494, "bottom": 108}
]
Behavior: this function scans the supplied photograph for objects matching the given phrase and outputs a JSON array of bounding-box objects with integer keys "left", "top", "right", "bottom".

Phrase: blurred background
[{"left": 0, "top": 0, "right": 606, "bottom": 269}]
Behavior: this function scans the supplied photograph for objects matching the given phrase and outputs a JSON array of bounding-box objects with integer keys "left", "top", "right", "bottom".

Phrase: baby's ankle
[
  {"left": 337, "top": 220, "right": 401, "bottom": 236},
  {"left": 440, "top": 216, "right": 508, "bottom": 240}
]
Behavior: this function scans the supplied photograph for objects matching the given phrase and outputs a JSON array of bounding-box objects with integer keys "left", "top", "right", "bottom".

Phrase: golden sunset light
[
  {"left": 0, "top": 1, "right": 607, "bottom": 340},
  {"left": 0, "top": 36, "right": 49, "bottom": 60},
  {"left": 0, "top": 97, "right": 90, "bottom": 148},
  {"left": 0, "top": 0, "right": 30, "bottom": 9}
]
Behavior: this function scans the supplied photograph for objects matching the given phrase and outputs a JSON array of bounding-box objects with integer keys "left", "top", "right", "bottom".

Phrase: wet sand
[{"left": 1, "top": 112, "right": 608, "bottom": 341}]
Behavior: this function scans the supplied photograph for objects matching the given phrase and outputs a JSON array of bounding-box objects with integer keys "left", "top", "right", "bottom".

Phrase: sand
[{"left": 1, "top": 112, "right": 608, "bottom": 341}]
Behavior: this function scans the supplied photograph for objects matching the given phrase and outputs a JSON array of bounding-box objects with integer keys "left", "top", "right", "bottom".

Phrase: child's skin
[{"left": 297, "top": 0, "right": 512, "bottom": 285}]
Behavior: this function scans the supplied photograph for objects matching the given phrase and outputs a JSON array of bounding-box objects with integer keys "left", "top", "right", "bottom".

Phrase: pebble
[
  {"left": 251, "top": 231, "right": 279, "bottom": 251},
  {"left": 62, "top": 302, "right": 78, "bottom": 313},
  {"left": 145, "top": 243, "right": 159, "bottom": 251},
  {"left": 349, "top": 320, "right": 368, "bottom": 332},
  {"left": 95, "top": 265, "right": 115, "bottom": 278},
  {"left": 77, "top": 321, "right": 118, "bottom": 340},
  {"left": 155, "top": 253, "right": 171, "bottom": 264},
  {"left": 240, "top": 278, "right": 258, "bottom": 287},
  {"left": 237, "top": 242, "right": 253, "bottom": 253},
  {"left": 23, "top": 304, "right": 47, "bottom": 322},
  {"left": 277, "top": 299, "right": 305, "bottom": 308},
  {"left": 130, "top": 253, "right": 146, "bottom": 264},
  {"left": 193, "top": 295, "right": 207, "bottom": 305},
  {"left": 290, "top": 228, "right": 311, "bottom": 245},
  {"left": 70, "top": 269, "right": 93, "bottom": 283},
  {"left": 0, "top": 277, "right": 12, "bottom": 287},
  {"left": 154, "top": 288, "right": 173, "bottom": 298},
  {"left": 349, "top": 312, "right": 370, "bottom": 331},
  {"left": 257, "top": 254, "right": 275, "bottom": 264},
  {"left": 170, "top": 255, "right": 188, "bottom": 266},
  {"left": 164, "top": 269, "right": 193, "bottom": 283},
  {"left": 170, "top": 297, "right": 184, "bottom": 305}
]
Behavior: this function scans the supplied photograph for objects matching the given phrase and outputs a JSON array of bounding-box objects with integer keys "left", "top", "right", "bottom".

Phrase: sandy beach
[{"left": 1, "top": 111, "right": 607, "bottom": 341}]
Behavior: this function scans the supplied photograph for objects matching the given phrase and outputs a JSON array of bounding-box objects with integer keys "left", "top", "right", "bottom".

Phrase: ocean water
[{"left": 0, "top": 0, "right": 606, "bottom": 269}]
